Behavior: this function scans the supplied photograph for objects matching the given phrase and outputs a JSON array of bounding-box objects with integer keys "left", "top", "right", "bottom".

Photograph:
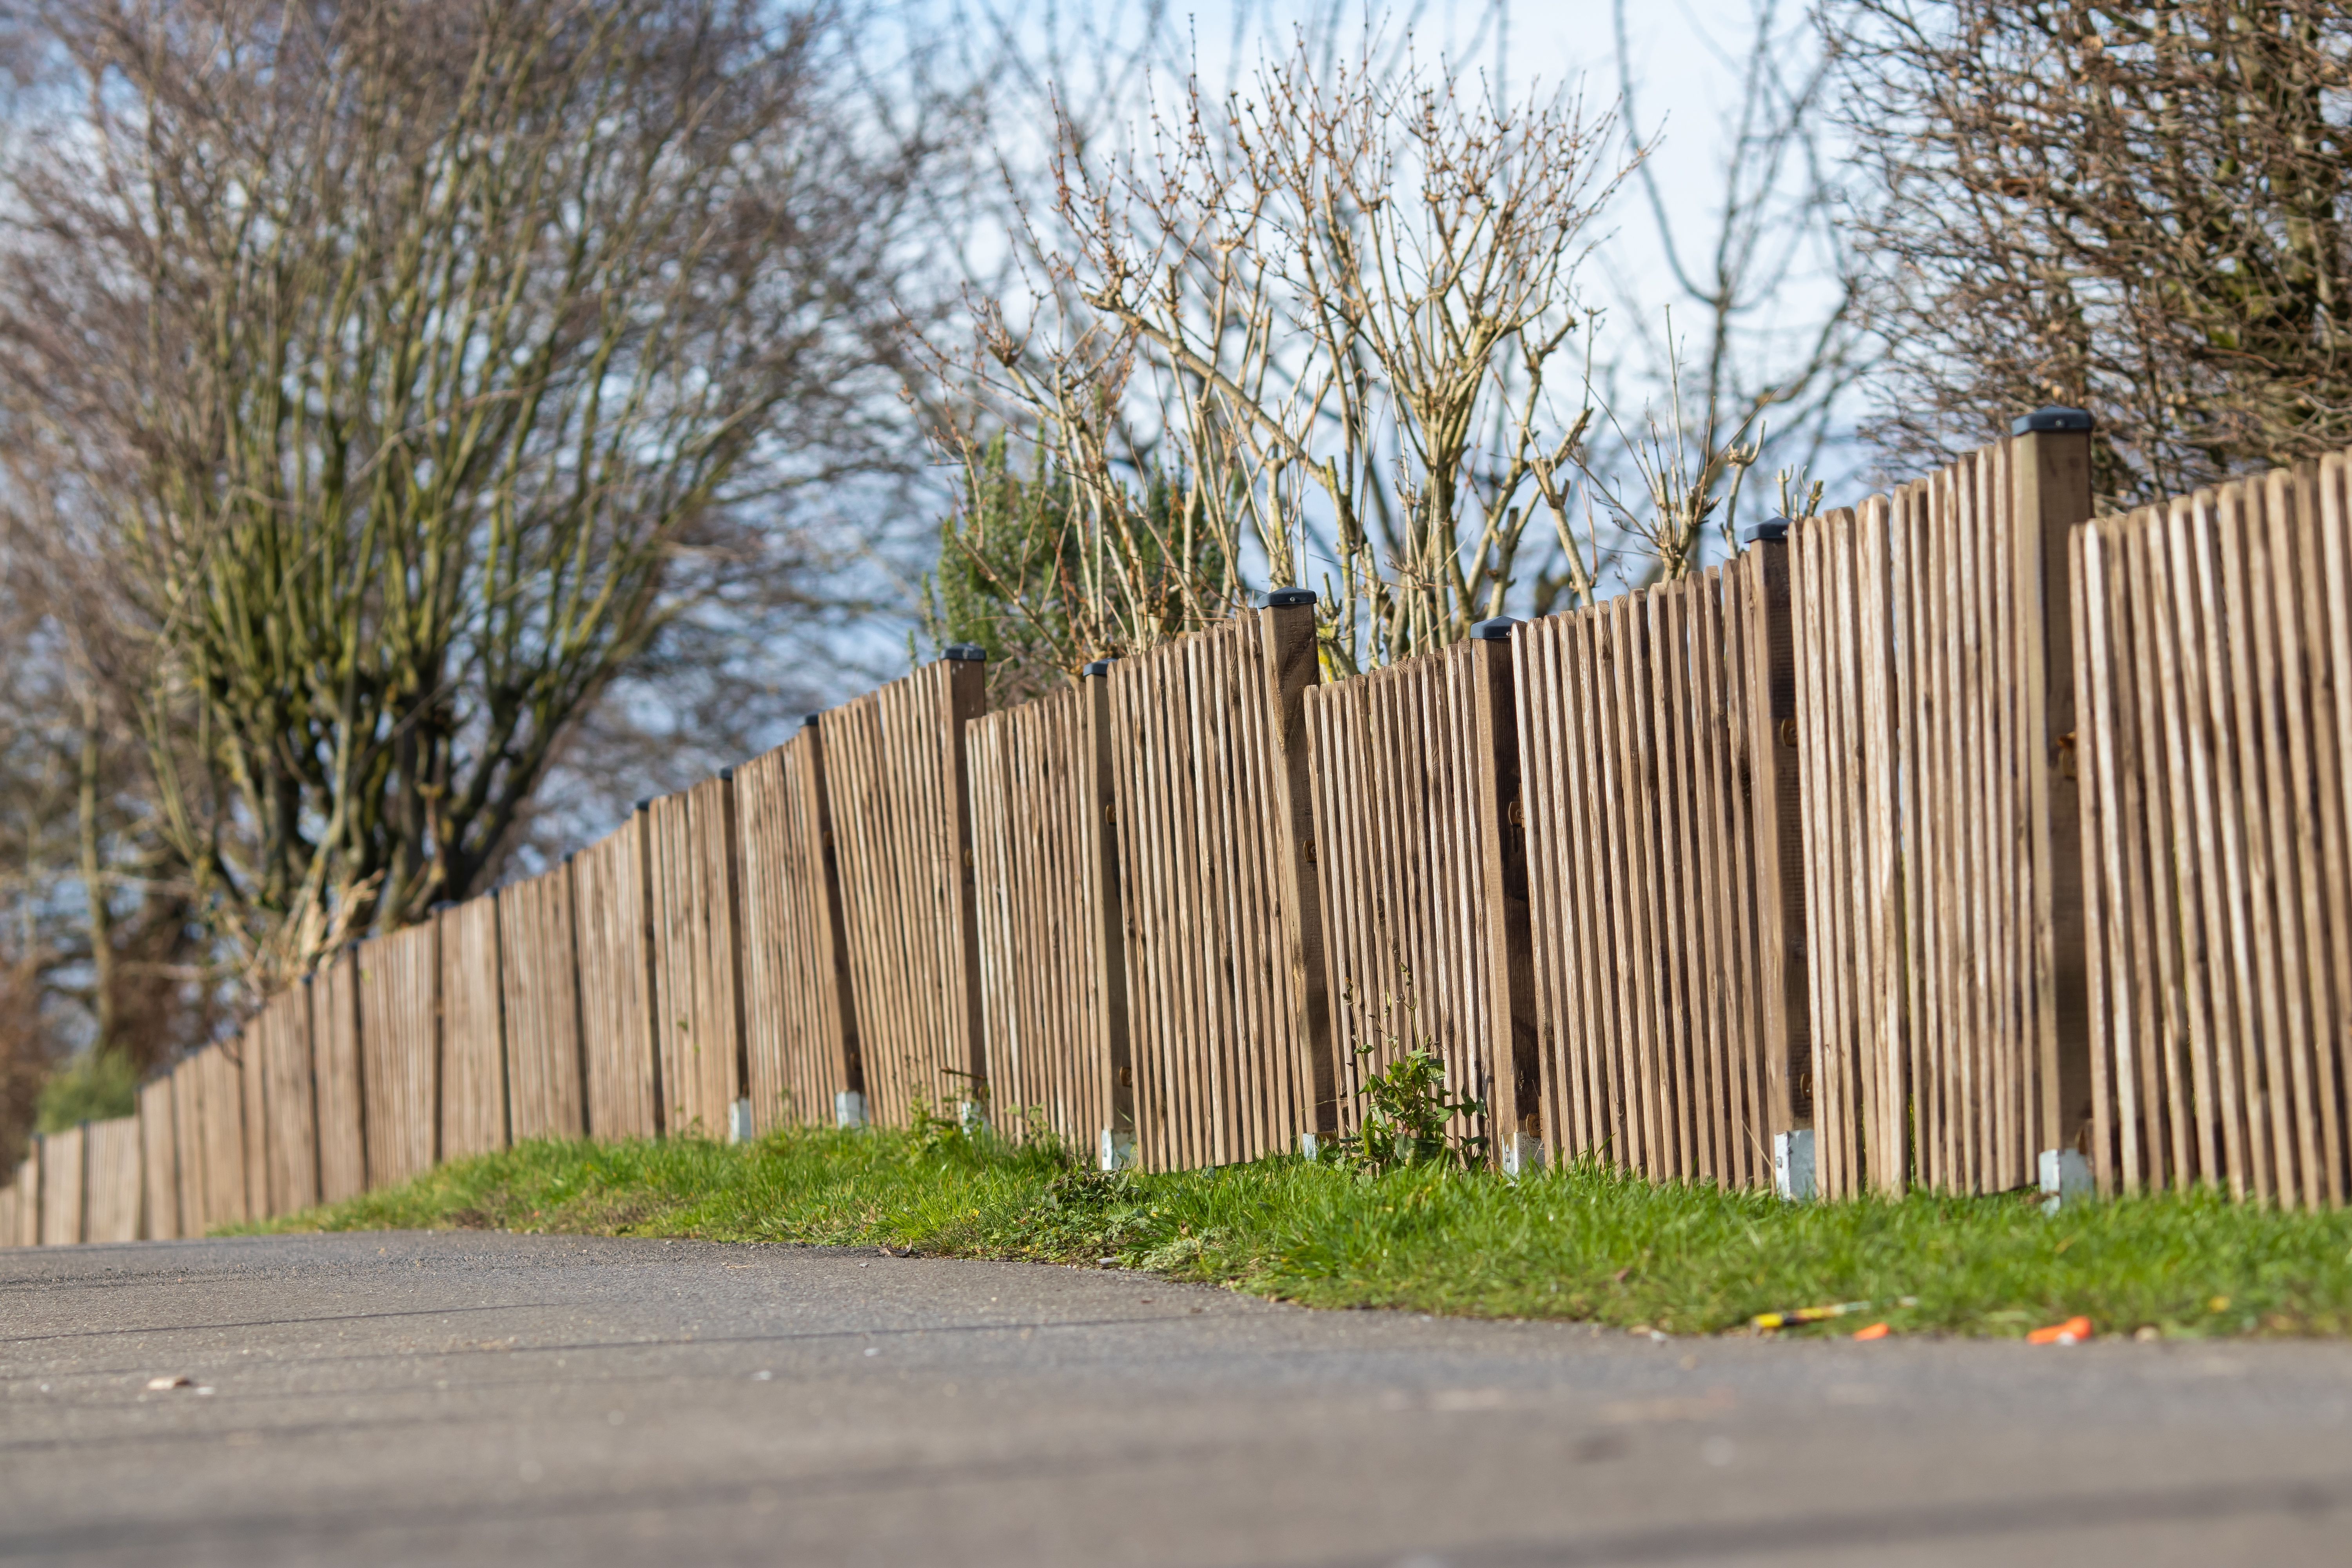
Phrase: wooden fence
[{"left": 25, "top": 414, "right": 2352, "bottom": 1245}]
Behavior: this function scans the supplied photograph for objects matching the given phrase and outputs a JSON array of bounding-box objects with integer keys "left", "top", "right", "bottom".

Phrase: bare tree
[
  {"left": 928, "top": 28, "right": 1624, "bottom": 687},
  {"left": 1831, "top": 1, "right": 2352, "bottom": 506},
  {"left": 0, "top": 0, "right": 950, "bottom": 993}
]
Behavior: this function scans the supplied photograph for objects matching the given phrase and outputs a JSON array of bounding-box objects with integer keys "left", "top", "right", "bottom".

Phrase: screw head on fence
[
  {"left": 1740, "top": 517, "right": 1792, "bottom": 546},
  {"left": 1267, "top": 587, "right": 1316, "bottom": 608},
  {"left": 2012, "top": 405, "right": 2094, "bottom": 435},
  {"left": 1471, "top": 616, "right": 1519, "bottom": 642},
  {"left": 1082, "top": 658, "right": 1117, "bottom": 677},
  {"left": 943, "top": 643, "right": 987, "bottom": 662}
]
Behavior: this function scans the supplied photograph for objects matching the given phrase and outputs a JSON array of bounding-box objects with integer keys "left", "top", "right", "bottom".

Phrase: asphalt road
[{"left": 4, "top": 1233, "right": 2351, "bottom": 1566}]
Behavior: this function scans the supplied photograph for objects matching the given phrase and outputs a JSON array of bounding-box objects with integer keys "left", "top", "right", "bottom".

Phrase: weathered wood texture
[
  {"left": 572, "top": 818, "right": 661, "bottom": 1139},
  {"left": 194, "top": 1044, "right": 250, "bottom": 1230},
  {"left": 649, "top": 777, "right": 746, "bottom": 1139},
  {"left": 1514, "top": 559, "right": 1786, "bottom": 1190},
  {"left": 258, "top": 988, "right": 319, "bottom": 1217},
  {"left": 439, "top": 897, "right": 508, "bottom": 1160},
  {"left": 9, "top": 1157, "right": 33, "bottom": 1247},
  {"left": 1101, "top": 611, "right": 1327, "bottom": 1171},
  {"left": 0, "top": 1163, "right": 22, "bottom": 1248},
  {"left": 312, "top": 955, "right": 368, "bottom": 1203},
  {"left": 818, "top": 659, "right": 986, "bottom": 1128},
  {"left": 83, "top": 1116, "right": 142, "bottom": 1243},
  {"left": 499, "top": 867, "right": 586, "bottom": 1142},
  {"left": 236, "top": 1022, "right": 270, "bottom": 1220},
  {"left": 1304, "top": 639, "right": 1499, "bottom": 1152},
  {"left": 139, "top": 1073, "right": 181, "bottom": 1240},
  {"left": 2074, "top": 456, "right": 2352, "bottom": 1205},
  {"left": 737, "top": 729, "right": 860, "bottom": 1131},
  {"left": 39, "top": 1126, "right": 83, "bottom": 1245},
  {"left": 968, "top": 682, "right": 1115, "bottom": 1153},
  {"left": 1789, "top": 433, "right": 2089, "bottom": 1199},
  {"left": 356, "top": 922, "right": 440, "bottom": 1189}
]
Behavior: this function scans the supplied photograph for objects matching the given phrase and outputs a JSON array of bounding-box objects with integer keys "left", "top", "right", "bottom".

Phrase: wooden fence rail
[{"left": 25, "top": 416, "right": 2352, "bottom": 1243}]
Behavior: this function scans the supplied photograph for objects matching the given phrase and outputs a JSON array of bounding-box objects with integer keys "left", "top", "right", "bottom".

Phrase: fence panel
[
  {"left": 1788, "top": 429, "right": 2094, "bottom": 1198},
  {"left": 1103, "top": 607, "right": 1327, "bottom": 1171},
  {"left": 139, "top": 1073, "right": 180, "bottom": 1240},
  {"left": 1306, "top": 639, "right": 1500, "bottom": 1153},
  {"left": 358, "top": 923, "right": 440, "bottom": 1187},
  {"left": 260, "top": 988, "right": 319, "bottom": 1216},
  {"left": 83, "top": 1116, "right": 141, "bottom": 1243},
  {"left": 969, "top": 682, "right": 1114, "bottom": 1155},
  {"left": 737, "top": 728, "right": 859, "bottom": 1131},
  {"left": 39, "top": 1127, "right": 83, "bottom": 1245},
  {"left": 573, "top": 818, "right": 661, "bottom": 1138},
  {"left": 195, "top": 1044, "right": 249, "bottom": 1230},
  {"left": 649, "top": 776, "right": 746, "bottom": 1139},
  {"left": 312, "top": 955, "right": 368, "bottom": 1202},
  {"left": 1514, "top": 560, "right": 1788, "bottom": 1189},
  {"left": 2075, "top": 457, "right": 2352, "bottom": 1204},
  {"left": 439, "top": 897, "right": 508, "bottom": 1160},
  {"left": 499, "top": 867, "right": 586, "bottom": 1142},
  {"left": 819, "top": 657, "right": 985, "bottom": 1128},
  {"left": 0, "top": 1169, "right": 18, "bottom": 1247}
]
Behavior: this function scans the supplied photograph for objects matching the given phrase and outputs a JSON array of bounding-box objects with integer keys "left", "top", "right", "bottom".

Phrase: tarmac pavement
[{"left": 4, "top": 1231, "right": 2350, "bottom": 1566}]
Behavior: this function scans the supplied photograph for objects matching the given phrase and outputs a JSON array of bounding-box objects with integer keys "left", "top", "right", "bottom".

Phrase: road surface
[{"left": 4, "top": 1232, "right": 2350, "bottom": 1565}]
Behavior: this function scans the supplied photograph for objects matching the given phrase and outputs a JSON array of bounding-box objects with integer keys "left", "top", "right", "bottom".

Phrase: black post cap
[
  {"left": 2012, "top": 406, "right": 2094, "bottom": 435},
  {"left": 1740, "top": 517, "right": 1791, "bottom": 545},
  {"left": 634, "top": 797, "right": 652, "bottom": 813},
  {"left": 1471, "top": 616, "right": 1519, "bottom": 642},
  {"left": 429, "top": 900, "right": 456, "bottom": 915},
  {"left": 943, "top": 643, "right": 987, "bottom": 662},
  {"left": 718, "top": 767, "right": 733, "bottom": 783},
  {"left": 1082, "top": 658, "right": 1117, "bottom": 677},
  {"left": 561, "top": 850, "right": 575, "bottom": 864},
  {"left": 1267, "top": 587, "right": 1316, "bottom": 608},
  {"left": 801, "top": 712, "right": 821, "bottom": 728}
]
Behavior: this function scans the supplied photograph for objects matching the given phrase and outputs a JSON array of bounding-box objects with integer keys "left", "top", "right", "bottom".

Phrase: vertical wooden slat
[
  {"left": 236, "top": 1020, "right": 269, "bottom": 1218},
  {"left": 39, "top": 1127, "right": 84, "bottom": 1245},
  {"left": 572, "top": 815, "right": 661, "bottom": 1140},
  {"left": 439, "top": 897, "right": 508, "bottom": 1159},
  {"left": 83, "top": 1117, "right": 142, "bottom": 1244},
  {"left": 738, "top": 724, "right": 862, "bottom": 1130},
  {"left": 649, "top": 775, "right": 747, "bottom": 1139},
  {"left": 262, "top": 987, "right": 320, "bottom": 1215},
  {"left": 139, "top": 1071, "right": 180, "bottom": 1240},
  {"left": 356, "top": 920, "right": 441, "bottom": 1187},
  {"left": 499, "top": 867, "right": 586, "bottom": 1142},
  {"left": 313, "top": 953, "right": 368, "bottom": 1203}
]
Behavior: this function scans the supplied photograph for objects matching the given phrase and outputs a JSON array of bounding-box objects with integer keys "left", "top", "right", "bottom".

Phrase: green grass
[{"left": 245, "top": 1126, "right": 2352, "bottom": 1339}]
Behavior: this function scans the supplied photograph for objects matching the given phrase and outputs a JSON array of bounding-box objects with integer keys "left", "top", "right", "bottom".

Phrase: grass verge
[{"left": 245, "top": 1126, "right": 2352, "bottom": 1338}]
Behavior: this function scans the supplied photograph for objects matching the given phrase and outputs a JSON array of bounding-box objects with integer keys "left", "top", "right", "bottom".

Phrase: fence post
[
  {"left": 1257, "top": 590, "right": 1338, "bottom": 1144},
  {"left": 1739, "top": 520, "right": 1816, "bottom": 1196},
  {"left": 2013, "top": 408, "right": 2098, "bottom": 1185},
  {"left": 1466, "top": 618, "right": 1544, "bottom": 1173},
  {"left": 939, "top": 646, "right": 991, "bottom": 1112},
  {"left": 1081, "top": 659, "right": 1137, "bottom": 1169}
]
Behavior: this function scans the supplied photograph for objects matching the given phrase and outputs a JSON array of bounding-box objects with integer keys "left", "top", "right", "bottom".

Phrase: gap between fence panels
[{"left": 19, "top": 420, "right": 2352, "bottom": 1245}]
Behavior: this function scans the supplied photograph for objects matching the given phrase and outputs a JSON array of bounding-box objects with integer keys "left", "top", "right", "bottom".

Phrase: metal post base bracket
[
  {"left": 1500, "top": 1133, "right": 1546, "bottom": 1180},
  {"left": 834, "top": 1090, "right": 868, "bottom": 1130},
  {"left": 1774, "top": 1129, "right": 1817, "bottom": 1201},
  {"left": 1098, "top": 1129, "right": 1135, "bottom": 1172},
  {"left": 1298, "top": 1132, "right": 1321, "bottom": 1162},
  {"left": 728, "top": 1098, "right": 753, "bottom": 1145},
  {"left": 2039, "top": 1147, "right": 2092, "bottom": 1214},
  {"left": 958, "top": 1101, "right": 989, "bottom": 1137}
]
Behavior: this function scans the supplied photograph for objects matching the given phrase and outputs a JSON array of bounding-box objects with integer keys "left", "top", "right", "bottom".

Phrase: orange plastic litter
[
  {"left": 1851, "top": 1322, "right": 1891, "bottom": 1341},
  {"left": 2026, "top": 1315, "right": 2094, "bottom": 1345}
]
